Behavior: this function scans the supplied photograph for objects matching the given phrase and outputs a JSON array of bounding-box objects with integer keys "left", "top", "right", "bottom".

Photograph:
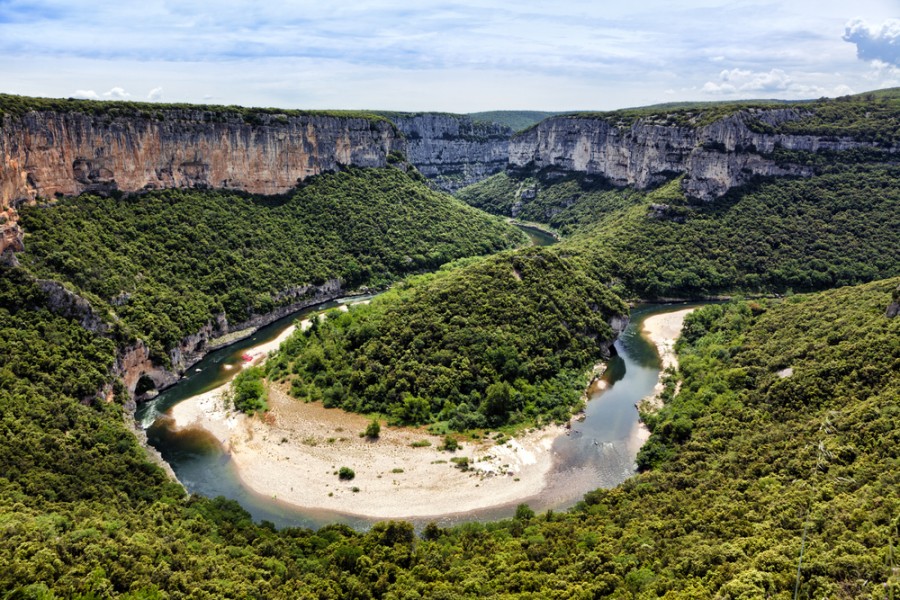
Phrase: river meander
[{"left": 137, "top": 299, "right": 704, "bottom": 529}]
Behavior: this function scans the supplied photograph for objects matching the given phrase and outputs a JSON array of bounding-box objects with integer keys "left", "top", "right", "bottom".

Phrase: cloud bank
[
  {"left": 843, "top": 18, "right": 900, "bottom": 66},
  {"left": 1, "top": 1, "right": 897, "bottom": 111}
]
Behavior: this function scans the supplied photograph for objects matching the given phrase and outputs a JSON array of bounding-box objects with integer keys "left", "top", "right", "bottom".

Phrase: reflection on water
[
  {"left": 139, "top": 302, "right": 702, "bottom": 529},
  {"left": 514, "top": 224, "right": 557, "bottom": 247}
]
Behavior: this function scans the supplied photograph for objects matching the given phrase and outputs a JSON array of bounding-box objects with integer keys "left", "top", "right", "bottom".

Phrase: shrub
[
  {"left": 365, "top": 418, "right": 381, "bottom": 439},
  {"left": 232, "top": 367, "right": 267, "bottom": 414},
  {"left": 338, "top": 467, "right": 355, "bottom": 481}
]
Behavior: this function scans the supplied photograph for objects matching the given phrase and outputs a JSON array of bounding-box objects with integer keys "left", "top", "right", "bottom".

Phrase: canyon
[{"left": 2, "top": 99, "right": 896, "bottom": 256}]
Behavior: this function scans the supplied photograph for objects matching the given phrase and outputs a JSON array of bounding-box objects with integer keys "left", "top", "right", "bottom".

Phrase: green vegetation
[
  {"left": 461, "top": 162, "right": 900, "bottom": 298},
  {"left": 0, "top": 92, "right": 393, "bottom": 125},
  {"left": 266, "top": 247, "right": 627, "bottom": 430},
  {"left": 764, "top": 90, "right": 900, "bottom": 144},
  {"left": 3, "top": 262, "right": 896, "bottom": 597},
  {"left": 458, "top": 170, "right": 645, "bottom": 236},
  {"left": 2, "top": 91, "right": 899, "bottom": 597},
  {"left": 19, "top": 167, "right": 524, "bottom": 363},
  {"left": 231, "top": 366, "right": 267, "bottom": 414},
  {"left": 558, "top": 87, "right": 900, "bottom": 136},
  {"left": 467, "top": 110, "right": 564, "bottom": 132},
  {"left": 365, "top": 418, "right": 381, "bottom": 439}
]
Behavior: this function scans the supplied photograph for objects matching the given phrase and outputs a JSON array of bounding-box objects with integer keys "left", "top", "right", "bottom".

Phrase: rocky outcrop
[
  {"left": 116, "top": 278, "right": 347, "bottom": 398},
  {"left": 599, "top": 314, "right": 630, "bottom": 358},
  {"left": 29, "top": 267, "right": 346, "bottom": 399},
  {"left": 887, "top": 284, "right": 900, "bottom": 318},
  {"left": 0, "top": 108, "right": 402, "bottom": 253},
  {"left": 509, "top": 108, "right": 895, "bottom": 201},
  {"left": 391, "top": 113, "right": 512, "bottom": 192},
  {"left": 37, "top": 279, "right": 110, "bottom": 334}
]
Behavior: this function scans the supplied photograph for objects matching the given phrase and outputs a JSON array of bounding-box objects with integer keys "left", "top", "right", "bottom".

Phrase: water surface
[{"left": 139, "top": 302, "right": 701, "bottom": 529}]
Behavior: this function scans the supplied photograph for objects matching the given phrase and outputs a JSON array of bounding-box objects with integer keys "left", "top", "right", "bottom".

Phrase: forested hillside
[
  {"left": 460, "top": 163, "right": 900, "bottom": 299},
  {"left": 17, "top": 167, "right": 523, "bottom": 363},
  {"left": 2, "top": 89, "right": 899, "bottom": 598},
  {"left": 3, "top": 264, "right": 896, "bottom": 597},
  {"left": 266, "top": 247, "right": 627, "bottom": 430}
]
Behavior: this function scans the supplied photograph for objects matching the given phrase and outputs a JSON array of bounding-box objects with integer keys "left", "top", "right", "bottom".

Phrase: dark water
[
  {"left": 514, "top": 223, "right": 557, "bottom": 246},
  {"left": 139, "top": 300, "right": 703, "bottom": 529}
]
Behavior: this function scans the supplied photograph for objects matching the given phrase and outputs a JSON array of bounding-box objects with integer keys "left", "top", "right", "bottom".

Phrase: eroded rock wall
[
  {"left": 391, "top": 113, "right": 512, "bottom": 192},
  {"left": 0, "top": 109, "right": 402, "bottom": 253},
  {"left": 509, "top": 108, "right": 894, "bottom": 201}
]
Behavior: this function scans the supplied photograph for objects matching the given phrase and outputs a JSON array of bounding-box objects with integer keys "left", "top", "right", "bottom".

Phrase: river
[
  {"left": 137, "top": 298, "right": 702, "bottom": 529},
  {"left": 137, "top": 223, "right": 696, "bottom": 527}
]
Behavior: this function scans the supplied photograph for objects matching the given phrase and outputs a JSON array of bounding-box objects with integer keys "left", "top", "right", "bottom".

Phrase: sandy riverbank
[
  {"left": 170, "top": 384, "right": 564, "bottom": 519},
  {"left": 638, "top": 307, "right": 696, "bottom": 412},
  {"left": 164, "top": 305, "right": 694, "bottom": 520},
  {"left": 167, "top": 302, "right": 565, "bottom": 519}
]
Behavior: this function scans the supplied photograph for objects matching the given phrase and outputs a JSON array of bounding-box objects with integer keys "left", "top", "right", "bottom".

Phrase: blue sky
[{"left": 0, "top": 0, "right": 898, "bottom": 112}]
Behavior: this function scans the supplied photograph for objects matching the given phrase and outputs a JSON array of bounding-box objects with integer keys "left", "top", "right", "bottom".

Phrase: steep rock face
[
  {"left": 0, "top": 109, "right": 402, "bottom": 253},
  {"left": 391, "top": 113, "right": 512, "bottom": 192},
  {"left": 600, "top": 314, "right": 630, "bottom": 358},
  {"left": 509, "top": 108, "right": 894, "bottom": 201},
  {"left": 118, "top": 278, "right": 346, "bottom": 398}
]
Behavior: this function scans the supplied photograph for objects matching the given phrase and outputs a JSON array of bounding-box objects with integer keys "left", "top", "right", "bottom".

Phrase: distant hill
[{"left": 468, "top": 110, "right": 564, "bottom": 131}]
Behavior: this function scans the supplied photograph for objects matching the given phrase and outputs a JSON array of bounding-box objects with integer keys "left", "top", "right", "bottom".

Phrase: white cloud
[
  {"left": 702, "top": 68, "right": 792, "bottom": 94},
  {"left": 832, "top": 84, "right": 855, "bottom": 96},
  {"left": 865, "top": 59, "right": 900, "bottom": 84},
  {"left": 72, "top": 89, "right": 100, "bottom": 100},
  {"left": 102, "top": 86, "right": 130, "bottom": 99},
  {"left": 701, "top": 68, "right": 857, "bottom": 99},
  {"left": 148, "top": 86, "right": 164, "bottom": 101},
  {"left": 5, "top": 2, "right": 897, "bottom": 111},
  {"left": 843, "top": 18, "right": 900, "bottom": 66}
]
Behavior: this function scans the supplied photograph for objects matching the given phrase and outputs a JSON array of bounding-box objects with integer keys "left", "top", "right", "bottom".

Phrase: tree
[{"left": 365, "top": 418, "right": 381, "bottom": 439}]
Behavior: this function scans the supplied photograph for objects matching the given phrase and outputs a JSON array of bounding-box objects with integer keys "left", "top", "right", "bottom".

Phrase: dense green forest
[
  {"left": 266, "top": 247, "right": 627, "bottom": 430},
  {"left": 18, "top": 167, "right": 523, "bottom": 363},
  {"left": 460, "top": 163, "right": 900, "bottom": 298},
  {"left": 2, "top": 263, "right": 896, "bottom": 597},
  {"left": 2, "top": 90, "right": 899, "bottom": 597}
]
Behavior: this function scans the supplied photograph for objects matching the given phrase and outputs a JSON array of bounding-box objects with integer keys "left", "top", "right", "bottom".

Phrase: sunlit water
[{"left": 137, "top": 297, "right": 704, "bottom": 529}]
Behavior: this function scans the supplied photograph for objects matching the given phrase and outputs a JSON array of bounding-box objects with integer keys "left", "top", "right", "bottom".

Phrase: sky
[{"left": 0, "top": 0, "right": 898, "bottom": 112}]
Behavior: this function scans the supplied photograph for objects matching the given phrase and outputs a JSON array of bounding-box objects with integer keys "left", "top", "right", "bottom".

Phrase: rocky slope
[
  {"left": 389, "top": 113, "right": 512, "bottom": 192},
  {"left": 509, "top": 108, "right": 895, "bottom": 201},
  {"left": 0, "top": 106, "right": 402, "bottom": 254}
]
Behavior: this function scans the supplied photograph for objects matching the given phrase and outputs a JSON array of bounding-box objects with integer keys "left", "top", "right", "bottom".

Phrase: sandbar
[
  {"left": 638, "top": 307, "right": 695, "bottom": 412},
  {"left": 168, "top": 305, "right": 565, "bottom": 520}
]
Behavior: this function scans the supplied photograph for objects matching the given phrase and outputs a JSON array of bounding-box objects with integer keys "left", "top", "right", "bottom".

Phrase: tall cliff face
[
  {"left": 508, "top": 108, "right": 894, "bottom": 201},
  {"left": 391, "top": 113, "right": 512, "bottom": 192},
  {"left": 0, "top": 109, "right": 402, "bottom": 254}
]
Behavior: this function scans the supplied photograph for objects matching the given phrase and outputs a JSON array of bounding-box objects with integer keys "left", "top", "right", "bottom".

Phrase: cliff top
[
  {"left": 532, "top": 88, "right": 900, "bottom": 143},
  {"left": 0, "top": 93, "right": 394, "bottom": 127}
]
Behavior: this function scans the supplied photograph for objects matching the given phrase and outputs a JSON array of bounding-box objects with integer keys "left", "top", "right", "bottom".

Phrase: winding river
[
  {"left": 136, "top": 225, "right": 699, "bottom": 528},
  {"left": 137, "top": 302, "right": 700, "bottom": 529}
]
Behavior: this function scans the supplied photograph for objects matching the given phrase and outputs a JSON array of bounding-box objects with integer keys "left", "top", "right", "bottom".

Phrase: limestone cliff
[
  {"left": 0, "top": 107, "right": 402, "bottom": 253},
  {"left": 508, "top": 108, "right": 895, "bottom": 201},
  {"left": 390, "top": 113, "right": 512, "bottom": 192}
]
